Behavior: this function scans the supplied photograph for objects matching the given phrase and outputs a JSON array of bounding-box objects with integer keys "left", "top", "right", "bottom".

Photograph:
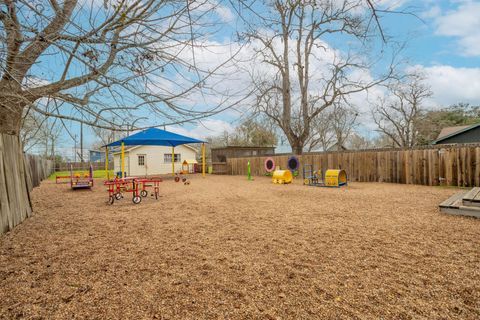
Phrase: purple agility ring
[{"left": 287, "top": 156, "right": 299, "bottom": 171}]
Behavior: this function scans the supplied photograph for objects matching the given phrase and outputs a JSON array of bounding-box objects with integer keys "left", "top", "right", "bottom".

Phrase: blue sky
[
  {"left": 30, "top": 0, "right": 480, "bottom": 157},
  {"left": 166, "top": 0, "right": 480, "bottom": 152},
  {"left": 383, "top": 1, "right": 480, "bottom": 67}
]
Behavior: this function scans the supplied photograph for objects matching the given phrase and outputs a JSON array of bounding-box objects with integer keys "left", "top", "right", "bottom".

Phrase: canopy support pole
[
  {"left": 202, "top": 143, "right": 206, "bottom": 177},
  {"left": 172, "top": 146, "right": 175, "bottom": 176},
  {"left": 105, "top": 146, "right": 109, "bottom": 180},
  {"left": 121, "top": 142, "right": 125, "bottom": 179}
]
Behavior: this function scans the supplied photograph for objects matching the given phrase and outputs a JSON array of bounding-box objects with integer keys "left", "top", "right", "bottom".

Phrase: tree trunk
[
  {"left": 291, "top": 141, "right": 304, "bottom": 155},
  {"left": 0, "top": 82, "right": 27, "bottom": 135},
  {"left": 286, "top": 133, "right": 305, "bottom": 155},
  {"left": 0, "top": 132, "right": 32, "bottom": 234},
  {"left": 0, "top": 108, "right": 23, "bottom": 135}
]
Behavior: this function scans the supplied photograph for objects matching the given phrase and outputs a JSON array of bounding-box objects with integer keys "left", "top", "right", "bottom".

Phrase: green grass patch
[{"left": 49, "top": 170, "right": 114, "bottom": 180}]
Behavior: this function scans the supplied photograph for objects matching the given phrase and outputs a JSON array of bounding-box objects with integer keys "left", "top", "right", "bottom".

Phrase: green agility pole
[{"left": 247, "top": 160, "right": 253, "bottom": 181}]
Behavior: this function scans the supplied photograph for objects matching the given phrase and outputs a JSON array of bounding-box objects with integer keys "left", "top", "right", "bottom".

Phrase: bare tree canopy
[
  {"left": 373, "top": 72, "right": 432, "bottom": 147},
  {"left": 229, "top": 117, "right": 278, "bottom": 147},
  {"left": 20, "top": 107, "right": 62, "bottom": 154},
  {"left": 307, "top": 102, "right": 358, "bottom": 151},
  {"left": 0, "top": 0, "right": 251, "bottom": 232},
  {"left": 0, "top": 0, "right": 245, "bottom": 136},
  {"left": 234, "top": 0, "right": 398, "bottom": 154},
  {"left": 206, "top": 117, "right": 277, "bottom": 148}
]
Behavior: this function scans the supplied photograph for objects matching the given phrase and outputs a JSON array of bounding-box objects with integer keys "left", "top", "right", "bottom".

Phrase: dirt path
[{"left": 1, "top": 176, "right": 479, "bottom": 319}]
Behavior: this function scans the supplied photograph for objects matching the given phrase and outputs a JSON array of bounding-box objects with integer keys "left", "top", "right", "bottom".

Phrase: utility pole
[
  {"left": 51, "top": 136, "right": 55, "bottom": 170},
  {"left": 80, "top": 122, "right": 84, "bottom": 162},
  {"left": 74, "top": 134, "right": 77, "bottom": 163}
]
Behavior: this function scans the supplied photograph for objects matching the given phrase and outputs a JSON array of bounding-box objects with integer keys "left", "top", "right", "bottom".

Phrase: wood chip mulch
[{"left": 0, "top": 176, "right": 479, "bottom": 319}]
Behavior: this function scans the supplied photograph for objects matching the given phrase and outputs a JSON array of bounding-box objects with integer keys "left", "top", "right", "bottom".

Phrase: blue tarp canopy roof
[{"left": 106, "top": 128, "right": 204, "bottom": 147}]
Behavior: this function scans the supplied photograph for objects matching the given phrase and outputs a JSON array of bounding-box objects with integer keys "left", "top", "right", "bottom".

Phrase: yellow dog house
[{"left": 324, "top": 169, "right": 347, "bottom": 187}]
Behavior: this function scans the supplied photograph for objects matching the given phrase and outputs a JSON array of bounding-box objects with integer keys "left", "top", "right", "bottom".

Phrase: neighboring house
[
  {"left": 89, "top": 150, "right": 113, "bottom": 162},
  {"left": 112, "top": 144, "right": 197, "bottom": 176},
  {"left": 432, "top": 123, "right": 480, "bottom": 145}
]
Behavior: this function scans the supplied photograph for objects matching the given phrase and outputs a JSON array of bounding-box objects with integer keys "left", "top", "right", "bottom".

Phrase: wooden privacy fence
[
  {"left": 226, "top": 144, "right": 480, "bottom": 187},
  {"left": 25, "top": 154, "right": 54, "bottom": 189},
  {"left": 1, "top": 132, "right": 54, "bottom": 234},
  {"left": 212, "top": 162, "right": 228, "bottom": 174},
  {"left": 55, "top": 161, "right": 109, "bottom": 171}
]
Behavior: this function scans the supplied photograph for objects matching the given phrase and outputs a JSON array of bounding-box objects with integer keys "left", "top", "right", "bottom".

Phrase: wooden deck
[
  {"left": 462, "top": 187, "right": 480, "bottom": 207},
  {"left": 439, "top": 188, "right": 480, "bottom": 218}
]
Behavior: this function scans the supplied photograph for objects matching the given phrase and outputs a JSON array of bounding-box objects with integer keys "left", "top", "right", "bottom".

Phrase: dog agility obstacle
[
  {"left": 264, "top": 157, "right": 275, "bottom": 176},
  {"left": 272, "top": 169, "right": 293, "bottom": 184},
  {"left": 303, "top": 164, "right": 347, "bottom": 187},
  {"left": 287, "top": 156, "right": 300, "bottom": 176}
]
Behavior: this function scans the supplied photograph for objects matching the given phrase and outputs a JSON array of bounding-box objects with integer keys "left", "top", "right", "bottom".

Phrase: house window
[
  {"left": 164, "top": 153, "right": 181, "bottom": 163},
  {"left": 138, "top": 154, "right": 145, "bottom": 166}
]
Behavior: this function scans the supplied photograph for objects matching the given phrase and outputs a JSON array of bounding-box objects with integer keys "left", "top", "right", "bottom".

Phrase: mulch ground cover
[{"left": 1, "top": 175, "right": 479, "bottom": 319}]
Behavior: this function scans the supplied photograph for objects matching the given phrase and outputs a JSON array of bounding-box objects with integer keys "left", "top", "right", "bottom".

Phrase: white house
[{"left": 113, "top": 144, "right": 198, "bottom": 176}]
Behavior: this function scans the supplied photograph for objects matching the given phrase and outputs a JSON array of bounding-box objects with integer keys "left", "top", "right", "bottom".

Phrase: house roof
[
  {"left": 106, "top": 128, "right": 204, "bottom": 147},
  {"left": 436, "top": 125, "right": 471, "bottom": 140},
  {"left": 111, "top": 144, "right": 198, "bottom": 155},
  {"left": 432, "top": 123, "right": 480, "bottom": 144}
]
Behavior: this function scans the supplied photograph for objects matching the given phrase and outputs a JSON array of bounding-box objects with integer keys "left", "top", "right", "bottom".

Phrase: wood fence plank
[{"left": 226, "top": 144, "right": 480, "bottom": 187}]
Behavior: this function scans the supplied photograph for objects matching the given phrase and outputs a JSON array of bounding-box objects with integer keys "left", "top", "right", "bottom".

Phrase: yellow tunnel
[
  {"left": 272, "top": 170, "right": 293, "bottom": 184},
  {"left": 324, "top": 169, "right": 348, "bottom": 187}
]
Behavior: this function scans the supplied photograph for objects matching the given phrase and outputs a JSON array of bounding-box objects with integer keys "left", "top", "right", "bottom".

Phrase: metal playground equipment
[
  {"left": 70, "top": 164, "right": 94, "bottom": 189},
  {"left": 303, "top": 164, "right": 347, "bottom": 187},
  {"left": 105, "top": 177, "right": 162, "bottom": 204},
  {"left": 102, "top": 128, "right": 203, "bottom": 205}
]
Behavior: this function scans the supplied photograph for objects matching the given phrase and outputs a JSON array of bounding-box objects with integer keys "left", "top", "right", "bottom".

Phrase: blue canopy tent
[{"left": 104, "top": 128, "right": 206, "bottom": 178}]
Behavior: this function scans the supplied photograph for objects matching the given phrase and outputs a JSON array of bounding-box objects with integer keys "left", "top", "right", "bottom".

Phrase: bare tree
[
  {"left": 240, "top": 0, "right": 395, "bottom": 154},
  {"left": 229, "top": 118, "right": 277, "bottom": 147},
  {"left": 1, "top": 0, "right": 245, "bottom": 133},
  {"left": 331, "top": 103, "right": 358, "bottom": 148},
  {"left": 39, "top": 118, "right": 63, "bottom": 158},
  {"left": 0, "top": 0, "right": 244, "bottom": 232},
  {"left": 91, "top": 127, "right": 119, "bottom": 149},
  {"left": 373, "top": 73, "right": 432, "bottom": 147},
  {"left": 346, "top": 132, "right": 372, "bottom": 150},
  {"left": 20, "top": 110, "right": 48, "bottom": 151},
  {"left": 345, "top": 132, "right": 396, "bottom": 150},
  {"left": 306, "top": 110, "right": 334, "bottom": 151},
  {"left": 20, "top": 98, "right": 65, "bottom": 154},
  {"left": 307, "top": 102, "right": 358, "bottom": 151},
  {"left": 21, "top": 111, "right": 63, "bottom": 155}
]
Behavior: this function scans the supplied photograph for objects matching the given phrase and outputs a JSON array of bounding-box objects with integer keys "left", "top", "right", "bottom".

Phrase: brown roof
[{"left": 436, "top": 125, "right": 471, "bottom": 140}]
